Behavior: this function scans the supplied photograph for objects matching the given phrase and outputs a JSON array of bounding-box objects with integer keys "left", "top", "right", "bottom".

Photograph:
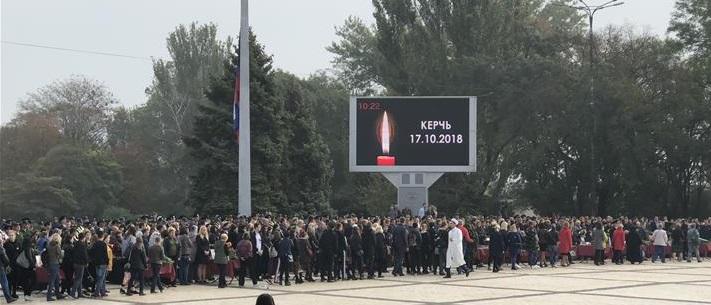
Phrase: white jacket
[{"left": 651, "top": 229, "right": 668, "bottom": 246}]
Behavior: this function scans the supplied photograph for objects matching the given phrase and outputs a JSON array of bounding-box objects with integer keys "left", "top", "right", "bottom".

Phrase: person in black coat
[
  {"left": 406, "top": 222, "right": 422, "bottom": 274},
  {"left": 276, "top": 231, "right": 294, "bottom": 286},
  {"left": 489, "top": 224, "right": 505, "bottom": 273},
  {"left": 317, "top": 223, "right": 337, "bottom": 282},
  {"left": 391, "top": 218, "right": 408, "bottom": 276},
  {"left": 348, "top": 226, "right": 363, "bottom": 280},
  {"left": 60, "top": 232, "right": 75, "bottom": 296},
  {"left": 2, "top": 230, "right": 20, "bottom": 299},
  {"left": 70, "top": 232, "right": 89, "bottom": 299},
  {"left": 126, "top": 238, "right": 147, "bottom": 296},
  {"left": 17, "top": 234, "right": 37, "bottom": 301},
  {"left": 90, "top": 231, "right": 110, "bottom": 297},
  {"left": 626, "top": 223, "right": 644, "bottom": 264},
  {"left": 334, "top": 223, "right": 347, "bottom": 280},
  {"left": 374, "top": 225, "right": 387, "bottom": 278},
  {"left": 420, "top": 222, "right": 433, "bottom": 274},
  {"left": 435, "top": 221, "right": 449, "bottom": 275},
  {"left": 361, "top": 223, "right": 376, "bottom": 279}
]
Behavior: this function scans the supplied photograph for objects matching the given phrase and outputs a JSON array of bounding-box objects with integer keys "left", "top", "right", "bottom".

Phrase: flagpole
[{"left": 238, "top": 0, "right": 251, "bottom": 216}]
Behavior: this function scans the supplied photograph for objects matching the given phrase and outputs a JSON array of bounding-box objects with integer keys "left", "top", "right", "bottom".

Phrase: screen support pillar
[{"left": 382, "top": 173, "right": 443, "bottom": 213}]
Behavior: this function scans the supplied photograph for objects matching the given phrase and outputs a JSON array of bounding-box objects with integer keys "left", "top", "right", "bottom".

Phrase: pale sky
[{"left": 1, "top": 0, "right": 676, "bottom": 124}]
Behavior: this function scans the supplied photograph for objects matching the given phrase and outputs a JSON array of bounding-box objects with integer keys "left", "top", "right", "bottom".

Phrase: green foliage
[
  {"left": 4, "top": 5, "right": 711, "bottom": 218},
  {"left": 102, "top": 206, "right": 136, "bottom": 220},
  {"left": 186, "top": 32, "right": 288, "bottom": 214},
  {"left": 329, "top": 0, "right": 711, "bottom": 216},
  {"left": 0, "top": 113, "right": 61, "bottom": 180},
  {"left": 0, "top": 173, "right": 78, "bottom": 219},
  {"left": 275, "top": 72, "right": 334, "bottom": 214},
  {"left": 34, "top": 145, "right": 123, "bottom": 216}
]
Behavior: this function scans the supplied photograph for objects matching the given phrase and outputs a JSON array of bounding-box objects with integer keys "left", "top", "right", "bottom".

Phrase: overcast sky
[{"left": 1, "top": 0, "right": 676, "bottom": 124}]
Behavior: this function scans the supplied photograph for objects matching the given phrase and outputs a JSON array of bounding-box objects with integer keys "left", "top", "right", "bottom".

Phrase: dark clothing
[
  {"left": 163, "top": 237, "right": 179, "bottom": 259},
  {"left": 129, "top": 246, "right": 148, "bottom": 271},
  {"left": 374, "top": 233, "right": 387, "bottom": 275},
  {"left": 47, "top": 241, "right": 63, "bottom": 265},
  {"left": 72, "top": 241, "right": 89, "bottom": 266},
  {"left": 148, "top": 244, "right": 167, "bottom": 265},
  {"left": 150, "top": 263, "right": 164, "bottom": 292},
  {"left": 90, "top": 240, "right": 109, "bottom": 266},
  {"left": 391, "top": 225, "right": 409, "bottom": 253},
  {"left": 277, "top": 238, "right": 294, "bottom": 258},
  {"left": 626, "top": 227, "right": 644, "bottom": 263},
  {"left": 128, "top": 269, "right": 145, "bottom": 295},
  {"left": 318, "top": 229, "right": 337, "bottom": 280},
  {"left": 195, "top": 236, "right": 210, "bottom": 265}
]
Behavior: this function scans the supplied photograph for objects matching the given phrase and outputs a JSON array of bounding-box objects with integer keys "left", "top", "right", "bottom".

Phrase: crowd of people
[{"left": 1, "top": 205, "right": 710, "bottom": 303}]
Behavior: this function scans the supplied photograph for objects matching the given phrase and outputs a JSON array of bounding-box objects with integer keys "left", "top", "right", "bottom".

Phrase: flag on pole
[{"left": 233, "top": 64, "right": 240, "bottom": 142}]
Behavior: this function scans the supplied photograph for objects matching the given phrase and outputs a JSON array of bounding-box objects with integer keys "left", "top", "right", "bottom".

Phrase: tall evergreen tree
[
  {"left": 185, "top": 32, "right": 287, "bottom": 214},
  {"left": 275, "top": 72, "right": 334, "bottom": 214}
]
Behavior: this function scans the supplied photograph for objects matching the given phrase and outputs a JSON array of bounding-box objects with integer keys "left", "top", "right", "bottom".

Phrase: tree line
[{"left": 1, "top": 0, "right": 709, "bottom": 218}]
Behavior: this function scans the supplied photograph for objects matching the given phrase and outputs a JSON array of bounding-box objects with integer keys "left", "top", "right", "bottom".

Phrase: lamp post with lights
[{"left": 556, "top": 0, "right": 624, "bottom": 214}]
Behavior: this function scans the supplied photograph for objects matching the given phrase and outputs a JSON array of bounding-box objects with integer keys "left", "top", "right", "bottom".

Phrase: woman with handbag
[
  {"left": 15, "top": 233, "right": 37, "bottom": 301},
  {"left": 126, "top": 237, "right": 147, "bottom": 296},
  {"left": 236, "top": 233, "right": 256, "bottom": 287},
  {"left": 295, "top": 228, "right": 315, "bottom": 282}
]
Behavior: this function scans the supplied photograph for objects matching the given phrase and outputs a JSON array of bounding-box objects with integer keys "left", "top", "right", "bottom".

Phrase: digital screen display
[{"left": 351, "top": 97, "right": 474, "bottom": 171}]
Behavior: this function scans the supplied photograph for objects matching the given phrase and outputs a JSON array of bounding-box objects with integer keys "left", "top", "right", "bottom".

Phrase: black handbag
[{"left": 123, "top": 248, "right": 133, "bottom": 270}]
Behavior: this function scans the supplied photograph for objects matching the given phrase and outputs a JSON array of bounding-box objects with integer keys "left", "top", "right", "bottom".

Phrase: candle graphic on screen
[{"left": 377, "top": 111, "right": 396, "bottom": 166}]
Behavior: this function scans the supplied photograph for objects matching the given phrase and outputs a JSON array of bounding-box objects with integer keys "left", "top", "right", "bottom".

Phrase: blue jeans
[
  {"left": 528, "top": 249, "right": 539, "bottom": 266},
  {"left": 46, "top": 263, "right": 61, "bottom": 300},
  {"left": 72, "top": 264, "right": 85, "bottom": 298},
  {"left": 688, "top": 244, "right": 701, "bottom": 261},
  {"left": 1, "top": 267, "right": 12, "bottom": 302},
  {"left": 510, "top": 247, "right": 520, "bottom": 268},
  {"left": 653, "top": 245, "right": 666, "bottom": 263},
  {"left": 547, "top": 245, "right": 557, "bottom": 266},
  {"left": 178, "top": 256, "right": 191, "bottom": 284},
  {"left": 94, "top": 265, "right": 107, "bottom": 296},
  {"left": 393, "top": 249, "right": 405, "bottom": 275}
]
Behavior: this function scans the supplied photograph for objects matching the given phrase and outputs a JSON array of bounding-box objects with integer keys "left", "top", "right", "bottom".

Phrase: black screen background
[{"left": 355, "top": 97, "right": 470, "bottom": 166}]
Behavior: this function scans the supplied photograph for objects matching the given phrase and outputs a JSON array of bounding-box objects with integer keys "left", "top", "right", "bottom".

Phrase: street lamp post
[{"left": 557, "top": 0, "right": 623, "bottom": 214}]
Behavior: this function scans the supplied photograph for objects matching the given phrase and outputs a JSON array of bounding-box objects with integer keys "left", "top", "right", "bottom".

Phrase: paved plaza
[{"left": 49, "top": 260, "right": 710, "bottom": 305}]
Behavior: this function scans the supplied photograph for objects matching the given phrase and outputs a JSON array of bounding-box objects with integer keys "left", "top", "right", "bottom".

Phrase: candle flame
[{"left": 381, "top": 111, "right": 390, "bottom": 154}]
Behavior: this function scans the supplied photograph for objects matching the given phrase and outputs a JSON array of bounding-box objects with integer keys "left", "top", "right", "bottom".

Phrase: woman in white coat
[{"left": 445, "top": 219, "right": 469, "bottom": 278}]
